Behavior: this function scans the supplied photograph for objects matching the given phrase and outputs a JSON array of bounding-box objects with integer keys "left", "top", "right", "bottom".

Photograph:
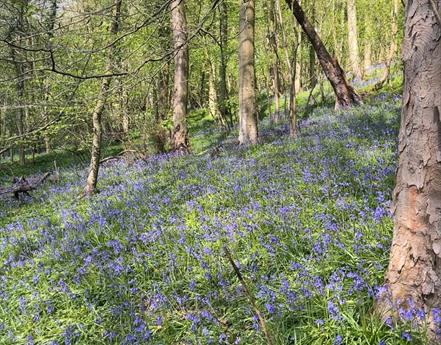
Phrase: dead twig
[{"left": 223, "top": 246, "right": 274, "bottom": 345}]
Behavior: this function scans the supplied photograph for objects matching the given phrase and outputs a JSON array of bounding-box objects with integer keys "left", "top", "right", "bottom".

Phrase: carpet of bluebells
[{"left": 1, "top": 97, "right": 424, "bottom": 344}]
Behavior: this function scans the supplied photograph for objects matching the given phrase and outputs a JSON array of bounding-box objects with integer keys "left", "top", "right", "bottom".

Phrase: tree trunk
[
  {"left": 43, "top": 0, "right": 58, "bottom": 154},
  {"left": 285, "top": 0, "right": 362, "bottom": 109},
  {"left": 170, "top": 0, "right": 190, "bottom": 153},
  {"left": 84, "top": 0, "right": 123, "bottom": 195},
  {"left": 380, "top": 0, "right": 441, "bottom": 339},
  {"left": 267, "top": 0, "right": 281, "bottom": 124},
  {"left": 374, "top": 0, "right": 400, "bottom": 89},
  {"left": 295, "top": 30, "right": 302, "bottom": 92},
  {"left": 238, "top": 0, "right": 258, "bottom": 145},
  {"left": 275, "top": 0, "right": 295, "bottom": 95},
  {"left": 289, "top": 43, "right": 299, "bottom": 138},
  {"left": 11, "top": 4, "right": 26, "bottom": 166},
  {"left": 364, "top": 42, "right": 372, "bottom": 71},
  {"left": 308, "top": 5, "right": 316, "bottom": 89},
  {"left": 219, "top": 0, "right": 232, "bottom": 130},
  {"left": 208, "top": 60, "right": 224, "bottom": 127},
  {"left": 347, "top": 0, "right": 362, "bottom": 80},
  {"left": 13, "top": 57, "right": 26, "bottom": 166}
]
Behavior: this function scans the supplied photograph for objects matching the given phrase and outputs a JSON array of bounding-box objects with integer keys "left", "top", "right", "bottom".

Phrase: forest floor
[{"left": 0, "top": 91, "right": 427, "bottom": 344}]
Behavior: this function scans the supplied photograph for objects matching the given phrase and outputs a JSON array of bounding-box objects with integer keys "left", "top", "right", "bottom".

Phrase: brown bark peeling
[{"left": 380, "top": 0, "right": 441, "bottom": 339}]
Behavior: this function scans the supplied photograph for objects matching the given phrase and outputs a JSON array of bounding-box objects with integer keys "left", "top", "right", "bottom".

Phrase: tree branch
[{"left": 224, "top": 246, "right": 273, "bottom": 345}]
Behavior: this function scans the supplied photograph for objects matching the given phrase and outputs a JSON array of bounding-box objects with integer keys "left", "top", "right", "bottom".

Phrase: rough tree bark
[
  {"left": 170, "top": 0, "right": 190, "bottom": 153},
  {"left": 84, "top": 0, "right": 123, "bottom": 195},
  {"left": 238, "top": 0, "right": 258, "bottom": 145},
  {"left": 347, "top": 0, "right": 362, "bottom": 80},
  {"left": 285, "top": 0, "right": 362, "bottom": 109},
  {"left": 380, "top": 0, "right": 441, "bottom": 339}
]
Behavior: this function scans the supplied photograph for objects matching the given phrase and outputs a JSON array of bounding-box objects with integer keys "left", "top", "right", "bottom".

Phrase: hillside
[{"left": 1, "top": 95, "right": 424, "bottom": 345}]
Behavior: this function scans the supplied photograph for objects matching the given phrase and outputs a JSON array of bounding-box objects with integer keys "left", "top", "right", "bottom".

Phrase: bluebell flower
[
  {"left": 401, "top": 331, "right": 411, "bottom": 341},
  {"left": 333, "top": 335, "right": 342, "bottom": 345}
]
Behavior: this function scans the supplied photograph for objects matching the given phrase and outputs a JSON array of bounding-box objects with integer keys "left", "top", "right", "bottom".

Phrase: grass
[
  {"left": 0, "top": 145, "right": 122, "bottom": 184},
  {"left": 1, "top": 89, "right": 430, "bottom": 344}
]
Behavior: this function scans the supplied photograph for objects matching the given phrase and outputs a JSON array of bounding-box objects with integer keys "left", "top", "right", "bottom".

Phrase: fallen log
[
  {"left": 99, "top": 149, "right": 147, "bottom": 165},
  {"left": 0, "top": 172, "right": 51, "bottom": 199}
]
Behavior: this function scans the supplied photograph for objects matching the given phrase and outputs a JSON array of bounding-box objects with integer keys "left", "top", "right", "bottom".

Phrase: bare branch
[{"left": 224, "top": 246, "right": 274, "bottom": 345}]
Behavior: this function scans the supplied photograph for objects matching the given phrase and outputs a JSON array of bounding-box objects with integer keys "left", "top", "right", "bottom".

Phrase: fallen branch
[
  {"left": 0, "top": 172, "right": 51, "bottom": 199},
  {"left": 224, "top": 246, "right": 273, "bottom": 345},
  {"left": 99, "top": 149, "right": 145, "bottom": 164}
]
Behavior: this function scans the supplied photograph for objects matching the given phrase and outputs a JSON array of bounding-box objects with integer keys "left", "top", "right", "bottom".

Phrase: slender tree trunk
[
  {"left": 308, "top": 5, "right": 316, "bottom": 89},
  {"left": 43, "top": 0, "right": 58, "bottom": 154},
  {"left": 285, "top": 0, "right": 362, "bottom": 109},
  {"left": 364, "top": 42, "right": 372, "bottom": 71},
  {"left": 295, "top": 30, "right": 302, "bottom": 92},
  {"left": 238, "top": 0, "right": 258, "bottom": 145},
  {"left": 267, "top": 0, "right": 281, "bottom": 124},
  {"left": 84, "top": 0, "right": 123, "bottom": 195},
  {"left": 289, "top": 42, "right": 299, "bottom": 138},
  {"left": 347, "top": 0, "right": 361, "bottom": 79},
  {"left": 219, "top": 0, "right": 232, "bottom": 130},
  {"left": 275, "top": 0, "right": 292, "bottom": 117},
  {"left": 208, "top": 60, "right": 224, "bottom": 127},
  {"left": 374, "top": 0, "right": 400, "bottom": 90},
  {"left": 380, "top": 0, "right": 441, "bottom": 340},
  {"left": 170, "top": 0, "right": 190, "bottom": 153},
  {"left": 11, "top": 3, "right": 26, "bottom": 166},
  {"left": 121, "top": 85, "right": 129, "bottom": 134},
  {"left": 13, "top": 57, "right": 26, "bottom": 166}
]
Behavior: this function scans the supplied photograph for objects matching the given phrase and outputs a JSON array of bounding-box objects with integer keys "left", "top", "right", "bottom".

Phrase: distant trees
[
  {"left": 381, "top": 0, "right": 441, "bottom": 337},
  {"left": 238, "top": 0, "right": 258, "bottom": 145},
  {"left": 285, "top": 0, "right": 361, "bottom": 109},
  {"left": 0, "top": 0, "right": 404, "bottom": 176}
]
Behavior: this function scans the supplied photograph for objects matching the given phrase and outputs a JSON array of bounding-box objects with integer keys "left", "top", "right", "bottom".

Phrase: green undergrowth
[{"left": 1, "top": 92, "right": 426, "bottom": 345}]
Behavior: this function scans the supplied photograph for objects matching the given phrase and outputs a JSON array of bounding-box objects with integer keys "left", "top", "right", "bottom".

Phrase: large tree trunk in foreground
[
  {"left": 347, "top": 0, "right": 362, "bottom": 80},
  {"left": 380, "top": 0, "right": 441, "bottom": 339},
  {"left": 285, "top": 0, "right": 362, "bottom": 109},
  {"left": 238, "top": 0, "right": 258, "bottom": 145},
  {"left": 84, "top": 0, "right": 122, "bottom": 195},
  {"left": 170, "top": 0, "right": 190, "bottom": 153}
]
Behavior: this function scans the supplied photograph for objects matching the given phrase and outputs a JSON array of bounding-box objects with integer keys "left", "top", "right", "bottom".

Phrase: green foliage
[{"left": 0, "top": 96, "right": 428, "bottom": 344}]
